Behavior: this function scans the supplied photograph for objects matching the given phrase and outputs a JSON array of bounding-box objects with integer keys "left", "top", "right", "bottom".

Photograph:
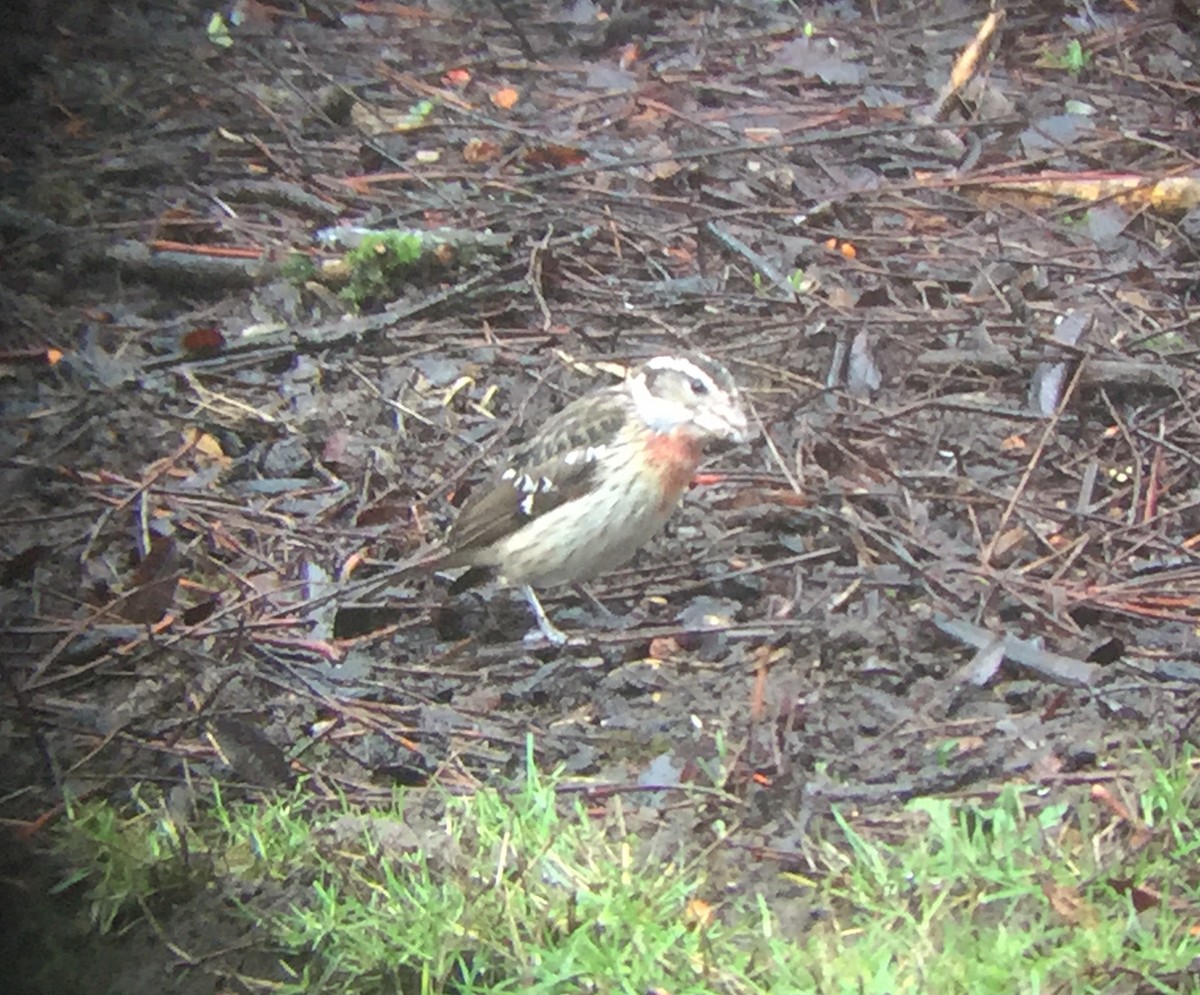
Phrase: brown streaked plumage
[{"left": 426, "top": 352, "right": 749, "bottom": 644}]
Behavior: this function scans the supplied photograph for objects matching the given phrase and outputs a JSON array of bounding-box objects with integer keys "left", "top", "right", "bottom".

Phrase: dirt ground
[{"left": 3, "top": 0, "right": 1200, "bottom": 991}]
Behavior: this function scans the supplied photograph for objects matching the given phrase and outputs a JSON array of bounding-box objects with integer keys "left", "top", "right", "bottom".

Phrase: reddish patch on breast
[{"left": 645, "top": 429, "right": 704, "bottom": 510}]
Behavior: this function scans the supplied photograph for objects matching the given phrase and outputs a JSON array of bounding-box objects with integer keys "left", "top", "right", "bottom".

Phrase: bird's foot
[{"left": 520, "top": 586, "right": 588, "bottom": 647}]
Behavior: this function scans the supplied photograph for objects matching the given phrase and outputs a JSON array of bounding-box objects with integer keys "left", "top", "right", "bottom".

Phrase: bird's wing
[{"left": 440, "top": 387, "right": 630, "bottom": 559}]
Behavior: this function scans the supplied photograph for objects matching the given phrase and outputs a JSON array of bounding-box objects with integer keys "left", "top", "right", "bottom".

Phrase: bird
[{"left": 422, "top": 351, "right": 750, "bottom": 645}]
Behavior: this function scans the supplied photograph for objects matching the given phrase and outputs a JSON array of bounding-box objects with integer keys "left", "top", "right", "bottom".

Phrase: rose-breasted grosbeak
[{"left": 423, "top": 352, "right": 750, "bottom": 645}]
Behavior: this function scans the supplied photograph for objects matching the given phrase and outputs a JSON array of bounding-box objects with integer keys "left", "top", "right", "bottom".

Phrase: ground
[{"left": 2, "top": 0, "right": 1200, "bottom": 991}]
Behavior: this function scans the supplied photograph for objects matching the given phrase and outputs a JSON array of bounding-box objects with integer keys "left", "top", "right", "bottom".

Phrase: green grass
[
  {"left": 341, "top": 229, "right": 426, "bottom": 308},
  {"left": 52, "top": 783, "right": 201, "bottom": 933},
  {"left": 1037, "top": 39, "right": 1092, "bottom": 77},
  {"left": 50, "top": 742, "right": 1200, "bottom": 993}
]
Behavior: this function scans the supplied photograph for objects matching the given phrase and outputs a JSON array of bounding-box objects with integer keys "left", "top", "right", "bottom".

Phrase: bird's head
[{"left": 627, "top": 352, "right": 750, "bottom": 444}]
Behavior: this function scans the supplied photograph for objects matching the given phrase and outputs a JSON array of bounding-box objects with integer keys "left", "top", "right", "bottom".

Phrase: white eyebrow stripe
[{"left": 643, "top": 355, "right": 721, "bottom": 391}]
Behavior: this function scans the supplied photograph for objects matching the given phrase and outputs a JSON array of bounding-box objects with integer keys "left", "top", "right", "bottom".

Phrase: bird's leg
[{"left": 520, "top": 585, "right": 573, "bottom": 646}]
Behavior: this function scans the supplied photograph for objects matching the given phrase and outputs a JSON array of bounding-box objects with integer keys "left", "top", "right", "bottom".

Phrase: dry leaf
[
  {"left": 728, "top": 488, "right": 809, "bottom": 510},
  {"left": 648, "top": 158, "right": 683, "bottom": 181},
  {"left": 183, "top": 326, "right": 225, "bottom": 355},
  {"left": 208, "top": 717, "right": 293, "bottom": 787},
  {"left": 684, "top": 898, "right": 715, "bottom": 929},
  {"left": 1108, "top": 878, "right": 1163, "bottom": 914},
  {"left": 121, "top": 534, "right": 180, "bottom": 625},
  {"left": 3, "top": 545, "right": 49, "bottom": 585},
  {"left": 824, "top": 237, "right": 857, "bottom": 258},
  {"left": 183, "top": 427, "right": 230, "bottom": 465},
  {"left": 491, "top": 87, "right": 519, "bottom": 110},
  {"left": 989, "top": 525, "right": 1028, "bottom": 560},
  {"left": 846, "top": 329, "right": 881, "bottom": 396},
  {"left": 463, "top": 138, "right": 501, "bottom": 164},
  {"left": 523, "top": 144, "right": 588, "bottom": 168},
  {"left": 744, "top": 127, "right": 781, "bottom": 142},
  {"left": 826, "top": 286, "right": 857, "bottom": 309},
  {"left": 968, "top": 171, "right": 1200, "bottom": 214},
  {"left": 1090, "top": 783, "right": 1134, "bottom": 822},
  {"left": 1042, "top": 880, "right": 1096, "bottom": 927},
  {"left": 647, "top": 636, "right": 680, "bottom": 660},
  {"left": 1115, "top": 289, "right": 1151, "bottom": 308},
  {"left": 181, "top": 598, "right": 218, "bottom": 625}
]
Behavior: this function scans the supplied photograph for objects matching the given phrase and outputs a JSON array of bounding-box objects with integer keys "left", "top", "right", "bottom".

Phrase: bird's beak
[
  {"left": 725, "top": 406, "right": 751, "bottom": 443},
  {"left": 697, "top": 397, "right": 751, "bottom": 443}
]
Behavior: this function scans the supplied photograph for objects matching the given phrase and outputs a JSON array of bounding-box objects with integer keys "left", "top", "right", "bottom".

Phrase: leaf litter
[{"left": 2, "top": 0, "right": 1200, "bottom": 987}]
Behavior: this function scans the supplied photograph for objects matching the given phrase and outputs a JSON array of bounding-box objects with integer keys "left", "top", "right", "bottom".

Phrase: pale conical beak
[
  {"left": 697, "top": 398, "right": 750, "bottom": 443},
  {"left": 725, "top": 407, "right": 751, "bottom": 443}
]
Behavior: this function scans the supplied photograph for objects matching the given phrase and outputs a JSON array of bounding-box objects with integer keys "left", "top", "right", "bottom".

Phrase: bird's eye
[{"left": 689, "top": 377, "right": 708, "bottom": 396}]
